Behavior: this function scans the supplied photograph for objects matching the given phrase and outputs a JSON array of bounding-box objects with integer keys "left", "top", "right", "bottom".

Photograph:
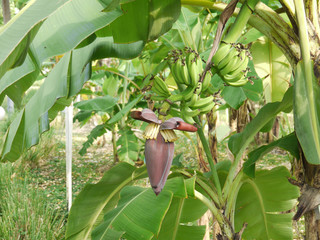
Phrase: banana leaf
[
  {"left": 65, "top": 162, "right": 148, "bottom": 239},
  {"left": 294, "top": 61, "right": 320, "bottom": 164},
  {"left": 235, "top": 167, "right": 299, "bottom": 240},
  {"left": 251, "top": 37, "right": 291, "bottom": 102},
  {"left": 0, "top": 0, "right": 69, "bottom": 79},
  {"left": 0, "top": 37, "right": 144, "bottom": 162}
]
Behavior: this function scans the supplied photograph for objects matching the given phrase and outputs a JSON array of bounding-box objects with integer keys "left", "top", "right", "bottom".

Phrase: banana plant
[{"left": 1, "top": 0, "right": 320, "bottom": 239}]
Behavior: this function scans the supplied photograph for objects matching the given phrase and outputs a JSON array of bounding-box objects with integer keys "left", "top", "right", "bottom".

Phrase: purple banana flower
[{"left": 131, "top": 109, "right": 197, "bottom": 195}]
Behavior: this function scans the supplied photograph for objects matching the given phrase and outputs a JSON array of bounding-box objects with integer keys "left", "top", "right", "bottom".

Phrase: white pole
[{"left": 65, "top": 103, "right": 73, "bottom": 211}]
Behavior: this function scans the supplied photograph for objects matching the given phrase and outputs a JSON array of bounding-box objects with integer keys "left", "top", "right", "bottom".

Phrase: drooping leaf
[
  {"left": 251, "top": 36, "right": 291, "bottom": 102},
  {"left": 0, "top": 0, "right": 69, "bottom": 79},
  {"left": 106, "top": 0, "right": 181, "bottom": 43},
  {"left": 0, "top": 0, "right": 141, "bottom": 106},
  {"left": 229, "top": 86, "right": 293, "bottom": 157},
  {"left": 244, "top": 132, "right": 300, "bottom": 177},
  {"left": 79, "top": 124, "right": 108, "bottom": 156},
  {"left": 116, "top": 128, "right": 139, "bottom": 163},
  {"left": 294, "top": 61, "right": 320, "bottom": 164},
  {"left": 235, "top": 167, "right": 299, "bottom": 240},
  {"left": 0, "top": 54, "right": 39, "bottom": 106},
  {"left": 65, "top": 162, "right": 148, "bottom": 240},
  {"left": 0, "top": 36, "right": 144, "bottom": 162},
  {"left": 31, "top": 0, "right": 123, "bottom": 62},
  {"left": 92, "top": 186, "right": 173, "bottom": 240},
  {"left": 74, "top": 96, "right": 117, "bottom": 112}
]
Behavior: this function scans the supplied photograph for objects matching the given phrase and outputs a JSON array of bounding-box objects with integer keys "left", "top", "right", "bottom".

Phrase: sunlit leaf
[
  {"left": 0, "top": 0, "right": 69, "bottom": 79},
  {"left": 92, "top": 186, "right": 173, "bottom": 240},
  {"left": 229, "top": 87, "right": 293, "bottom": 157},
  {"left": 235, "top": 167, "right": 299, "bottom": 240},
  {"left": 251, "top": 37, "right": 291, "bottom": 102},
  {"left": 294, "top": 61, "right": 320, "bottom": 164},
  {"left": 65, "top": 162, "right": 148, "bottom": 240}
]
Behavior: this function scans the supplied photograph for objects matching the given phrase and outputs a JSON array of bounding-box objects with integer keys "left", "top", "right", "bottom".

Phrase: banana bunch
[
  {"left": 165, "top": 48, "right": 216, "bottom": 123},
  {"left": 212, "top": 43, "right": 249, "bottom": 87},
  {"left": 168, "top": 49, "right": 209, "bottom": 88},
  {"left": 151, "top": 76, "right": 171, "bottom": 99}
]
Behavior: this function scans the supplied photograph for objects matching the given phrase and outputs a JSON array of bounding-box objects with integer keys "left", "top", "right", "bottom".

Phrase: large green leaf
[
  {"left": 235, "top": 167, "right": 299, "bottom": 240},
  {"left": 31, "top": 0, "right": 122, "bottom": 62},
  {"left": 251, "top": 37, "right": 291, "bottom": 102},
  {"left": 65, "top": 162, "right": 148, "bottom": 240},
  {"left": 66, "top": 166, "right": 207, "bottom": 240},
  {"left": 0, "top": 0, "right": 69, "bottom": 79},
  {"left": 154, "top": 177, "right": 207, "bottom": 240},
  {"left": 244, "top": 132, "right": 300, "bottom": 177},
  {"left": 229, "top": 86, "right": 293, "bottom": 157},
  {"left": 106, "top": 0, "right": 181, "bottom": 43},
  {"left": 116, "top": 127, "right": 139, "bottom": 163},
  {"left": 0, "top": 37, "right": 144, "bottom": 162},
  {"left": 0, "top": 54, "right": 39, "bottom": 106},
  {"left": 92, "top": 186, "right": 173, "bottom": 240},
  {"left": 294, "top": 61, "right": 320, "bottom": 164},
  {"left": 155, "top": 198, "right": 206, "bottom": 240},
  {"left": 74, "top": 96, "right": 117, "bottom": 112}
]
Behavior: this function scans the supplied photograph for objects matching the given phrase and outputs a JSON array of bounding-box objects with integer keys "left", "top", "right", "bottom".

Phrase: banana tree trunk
[
  {"left": 229, "top": 100, "right": 248, "bottom": 133},
  {"left": 293, "top": 151, "right": 320, "bottom": 239}
]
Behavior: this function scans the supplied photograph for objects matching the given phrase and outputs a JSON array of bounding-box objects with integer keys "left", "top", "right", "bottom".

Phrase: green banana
[
  {"left": 181, "top": 62, "right": 191, "bottom": 85},
  {"left": 153, "top": 76, "right": 171, "bottom": 97},
  {"left": 187, "top": 52, "right": 203, "bottom": 87},
  {"left": 171, "top": 58, "right": 185, "bottom": 85},
  {"left": 229, "top": 51, "right": 249, "bottom": 77},
  {"left": 212, "top": 43, "right": 232, "bottom": 66},
  {"left": 220, "top": 53, "right": 242, "bottom": 76},
  {"left": 199, "top": 101, "right": 216, "bottom": 114},
  {"left": 223, "top": 71, "right": 245, "bottom": 83},
  {"left": 227, "top": 77, "right": 248, "bottom": 87},
  {"left": 190, "top": 95, "right": 214, "bottom": 109},
  {"left": 202, "top": 72, "right": 212, "bottom": 91},
  {"left": 169, "top": 62, "right": 182, "bottom": 85},
  {"left": 183, "top": 115, "right": 196, "bottom": 124},
  {"left": 217, "top": 47, "right": 238, "bottom": 72},
  {"left": 181, "top": 105, "right": 200, "bottom": 117},
  {"left": 151, "top": 95, "right": 167, "bottom": 101},
  {"left": 168, "top": 94, "right": 184, "bottom": 102},
  {"left": 186, "top": 93, "right": 198, "bottom": 106},
  {"left": 181, "top": 85, "right": 197, "bottom": 101}
]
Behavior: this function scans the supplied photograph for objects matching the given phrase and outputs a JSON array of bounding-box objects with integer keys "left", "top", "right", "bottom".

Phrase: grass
[{"left": 0, "top": 163, "right": 65, "bottom": 240}]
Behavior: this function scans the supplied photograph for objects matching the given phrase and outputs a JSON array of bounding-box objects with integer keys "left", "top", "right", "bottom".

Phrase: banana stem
[
  {"left": 193, "top": 116, "right": 222, "bottom": 199},
  {"left": 175, "top": 168, "right": 221, "bottom": 206},
  {"left": 305, "top": 0, "right": 320, "bottom": 36},
  {"left": 224, "top": 171, "right": 244, "bottom": 228},
  {"left": 223, "top": 0, "right": 260, "bottom": 43},
  {"left": 195, "top": 190, "right": 233, "bottom": 239},
  {"left": 294, "top": 0, "right": 320, "bottom": 156}
]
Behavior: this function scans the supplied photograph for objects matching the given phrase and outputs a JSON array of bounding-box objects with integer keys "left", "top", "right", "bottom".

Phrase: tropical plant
[{"left": 1, "top": 0, "right": 320, "bottom": 239}]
